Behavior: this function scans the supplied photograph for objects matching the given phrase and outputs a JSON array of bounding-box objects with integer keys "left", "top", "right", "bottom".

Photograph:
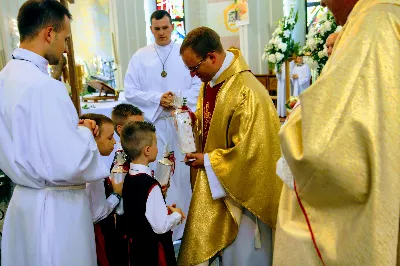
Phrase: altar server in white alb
[
  {"left": 291, "top": 56, "right": 311, "bottom": 96},
  {"left": 0, "top": 1, "right": 109, "bottom": 265},
  {"left": 124, "top": 10, "right": 201, "bottom": 240}
]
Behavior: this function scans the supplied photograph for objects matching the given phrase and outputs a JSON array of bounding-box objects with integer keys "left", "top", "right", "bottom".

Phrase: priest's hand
[
  {"left": 79, "top": 119, "right": 99, "bottom": 137},
  {"left": 160, "top": 91, "right": 175, "bottom": 108},
  {"left": 184, "top": 153, "right": 204, "bottom": 169},
  {"left": 292, "top": 74, "right": 299, "bottom": 79}
]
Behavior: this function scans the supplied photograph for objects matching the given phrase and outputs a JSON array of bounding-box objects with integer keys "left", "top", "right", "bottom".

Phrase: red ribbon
[{"left": 294, "top": 180, "right": 326, "bottom": 266}]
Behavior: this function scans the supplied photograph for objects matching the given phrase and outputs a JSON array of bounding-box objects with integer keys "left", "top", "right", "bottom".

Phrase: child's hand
[
  {"left": 168, "top": 205, "right": 186, "bottom": 223},
  {"left": 111, "top": 178, "right": 123, "bottom": 196},
  {"left": 161, "top": 182, "right": 170, "bottom": 197}
]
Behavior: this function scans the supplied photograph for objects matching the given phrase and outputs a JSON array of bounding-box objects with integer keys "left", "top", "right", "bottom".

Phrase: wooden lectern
[{"left": 82, "top": 81, "right": 119, "bottom": 102}]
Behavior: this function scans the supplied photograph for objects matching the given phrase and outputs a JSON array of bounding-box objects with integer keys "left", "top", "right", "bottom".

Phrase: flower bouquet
[
  {"left": 302, "top": 9, "right": 341, "bottom": 74},
  {"left": 262, "top": 8, "right": 301, "bottom": 73},
  {"left": 285, "top": 96, "right": 299, "bottom": 115}
]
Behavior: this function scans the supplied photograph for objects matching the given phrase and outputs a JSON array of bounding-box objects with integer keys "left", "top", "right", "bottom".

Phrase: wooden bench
[{"left": 255, "top": 74, "right": 278, "bottom": 108}]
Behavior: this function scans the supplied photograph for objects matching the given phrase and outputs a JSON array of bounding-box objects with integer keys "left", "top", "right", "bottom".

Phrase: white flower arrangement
[
  {"left": 301, "top": 9, "right": 341, "bottom": 73},
  {"left": 262, "top": 9, "right": 300, "bottom": 73}
]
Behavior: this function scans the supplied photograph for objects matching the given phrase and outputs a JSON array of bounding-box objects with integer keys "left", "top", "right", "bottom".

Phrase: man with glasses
[
  {"left": 124, "top": 10, "right": 201, "bottom": 241},
  {"left": 178, "top": 26, "right": 283, "bottom": 266}
]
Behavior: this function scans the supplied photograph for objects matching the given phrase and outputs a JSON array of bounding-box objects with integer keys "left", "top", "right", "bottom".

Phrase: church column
[
  {"left": 109, "top": 0, "right": 147, "bottom": 90},
  {"left": 284, "top": 0, "right": 306, "bottom": 45},
  {"left": 239, "top": 0, "right": 283, "bottom": 74},
  {"left": 185, "top": 0, "right": 207, "bottom": 31},
  {"left": 292, "top": 0, "right": 306, "bottom": 45},
  {"left": 0, "top": 23, "right": 6, "bottom": 71}
]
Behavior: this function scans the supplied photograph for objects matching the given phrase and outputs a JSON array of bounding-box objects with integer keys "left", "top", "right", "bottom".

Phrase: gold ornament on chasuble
[
  {"left": 275, "top": 1, "right": 400, "bottom": 265},
  {"left": 178, "top": 49, "right": 283, "bottom": 265}
]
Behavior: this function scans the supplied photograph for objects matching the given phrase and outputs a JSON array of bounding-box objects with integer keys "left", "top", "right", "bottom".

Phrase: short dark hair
[
  {"left": 121, "top": 121, "right": 156, "bottom": 161},
  {"left": 80, "top": 113, "right": 114, "bottom": 137},
  {"left": 150, "top": 10, "right": 172, "bottom": 24},
  {"left": 18, "top": 0, "right": 72, "bottom": 42},
  {"left": 111, "top": 104, "right": 143, "bottom": 134},
  {"left": 180, "top": 27, "right": 224, "bottom": 58}
]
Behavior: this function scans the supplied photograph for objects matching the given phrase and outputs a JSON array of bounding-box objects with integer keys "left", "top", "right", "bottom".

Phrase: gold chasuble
[
  {"left": 274, "top": 0, "right": 400, "bottom": 265},
  {"left": 178, "top": 49, "right": 282, "bottom": 265}
]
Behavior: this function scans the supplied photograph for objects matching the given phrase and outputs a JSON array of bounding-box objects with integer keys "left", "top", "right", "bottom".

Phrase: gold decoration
[{"left": 274, "top": 0, "right": 400, "bottom": 265}]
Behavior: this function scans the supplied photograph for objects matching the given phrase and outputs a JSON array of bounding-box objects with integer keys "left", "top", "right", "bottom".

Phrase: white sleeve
[
  {"left": 276, "top": 156, "right": 295, "bottom": 190},
  {"left": 297, "top": 66, "right": 311, "bottom": 86},
  {"left": 86, "top": 179, "right": 120, "bottom": 223},
  {"left": 182, "top": 76, "right": 201, "bottom": 112},
  {"left": 124, "top": 55, "right": 164, "bottom": 122},
  {"left": 14, "top": 79, "right": 109, "bottom": 185},
  {"left": 145, "top": 185, "right": 182, "bottom": 234},
  {"left": 204, "top": 154, "right": 227, "bottom": 200}
]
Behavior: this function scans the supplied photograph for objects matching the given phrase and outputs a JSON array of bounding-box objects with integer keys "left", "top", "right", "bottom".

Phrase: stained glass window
[
  {"left": 156, "top": 0, "right": 186, "bottom": 43},
  {"left": 306, "top": 0, "right": 327, "bottom": 31}
]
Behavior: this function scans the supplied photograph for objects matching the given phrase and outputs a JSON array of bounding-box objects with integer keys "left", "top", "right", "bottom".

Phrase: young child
[
  {"left": 109, "top": 104, "right": 145, "bottom": 254},
  {"left": 120, "top": 121, "right": 185, "bottom": 266},
  {"left": 81, "top": 113, "right": 120, "bottom": 266},
  {"left": 110, "top": 103, "right": 144, "bottom": 172}
]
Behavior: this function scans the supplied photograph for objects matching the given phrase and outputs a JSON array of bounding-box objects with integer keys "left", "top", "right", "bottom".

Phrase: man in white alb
[
  {"left": 0, "top": 1, "right": 109, "bottom": 265},
  {"left": 124, "top": 10, "right": 201, "bottom": 241}
]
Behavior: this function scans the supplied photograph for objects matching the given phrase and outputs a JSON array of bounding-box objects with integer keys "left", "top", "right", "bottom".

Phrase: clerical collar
[
  {"left": 210, "top": 51, "right": 235, "bottom": 88},
  {"left": 154, "top": 41, "right": 174, "bottom": 50},
  {"left": 129, "top": 163, "right": 152, "bottom": 176},
  {"left": 296, "top": 63, "right": 304, "bottom": 67},
  {"left": 11, "top": 48, "right": 49, "bottom": 74}
]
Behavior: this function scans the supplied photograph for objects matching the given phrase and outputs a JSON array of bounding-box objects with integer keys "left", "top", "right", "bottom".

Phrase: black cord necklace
[
  {"left": 154, "top": 43, "right": 174, "bottom": 78},
  {"left": 12, "top": 55, "right": 40, "bottom": 70}
]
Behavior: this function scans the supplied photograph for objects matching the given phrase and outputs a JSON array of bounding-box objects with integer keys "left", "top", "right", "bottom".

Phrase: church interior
[{"left": 0, "top": 0, "right": 363, "bottom": 265}]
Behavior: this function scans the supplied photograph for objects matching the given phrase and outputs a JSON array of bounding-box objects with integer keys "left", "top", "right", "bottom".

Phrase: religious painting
[
  {"left": 156, "top": 0, "right": 186, "bottom": 43},
  {"left": 224, "top": 3, "right": 239, "bottom": 33},
  {"left": 234, "top": 0, "right": 249, "bottom": 26}
]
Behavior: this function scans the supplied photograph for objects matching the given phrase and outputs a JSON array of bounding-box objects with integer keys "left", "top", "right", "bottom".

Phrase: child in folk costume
[
  {"left": 120, "top": 121, "right": 185, "bottom": 266},
  {"left": 110, "top": 104, "right": 145, "bottom": 174},
  {"left": 110, "top": 104, "right": 170, "bottom": 196},
  {"left": 81, "top": 113, "right": 121, "bottom": 266}
]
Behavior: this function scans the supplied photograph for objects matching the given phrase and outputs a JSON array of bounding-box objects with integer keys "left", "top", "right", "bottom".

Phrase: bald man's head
[{"left": 326, "top": 32, "right": 339, "bottom": 57}]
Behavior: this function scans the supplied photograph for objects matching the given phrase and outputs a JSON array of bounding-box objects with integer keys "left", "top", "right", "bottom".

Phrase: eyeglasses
[{"left": 187, "top": 58, "right": 204, "bottom": 73}]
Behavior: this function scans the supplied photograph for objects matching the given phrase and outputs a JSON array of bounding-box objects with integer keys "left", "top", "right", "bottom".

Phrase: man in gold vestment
[
  {"left": 274, "top": 0, "right": 400, "bottom": 265},
  {"left": 178, "top": 27, "right": 283, "bottom": 266}
]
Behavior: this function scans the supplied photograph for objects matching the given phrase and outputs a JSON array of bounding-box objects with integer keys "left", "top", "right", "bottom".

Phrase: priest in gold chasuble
[
  {"left": 178, "top": 27, "right": 283, "bottom": 266},
  {"left": 274, "top": 0, "right": 400, "bottom": 265}
]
